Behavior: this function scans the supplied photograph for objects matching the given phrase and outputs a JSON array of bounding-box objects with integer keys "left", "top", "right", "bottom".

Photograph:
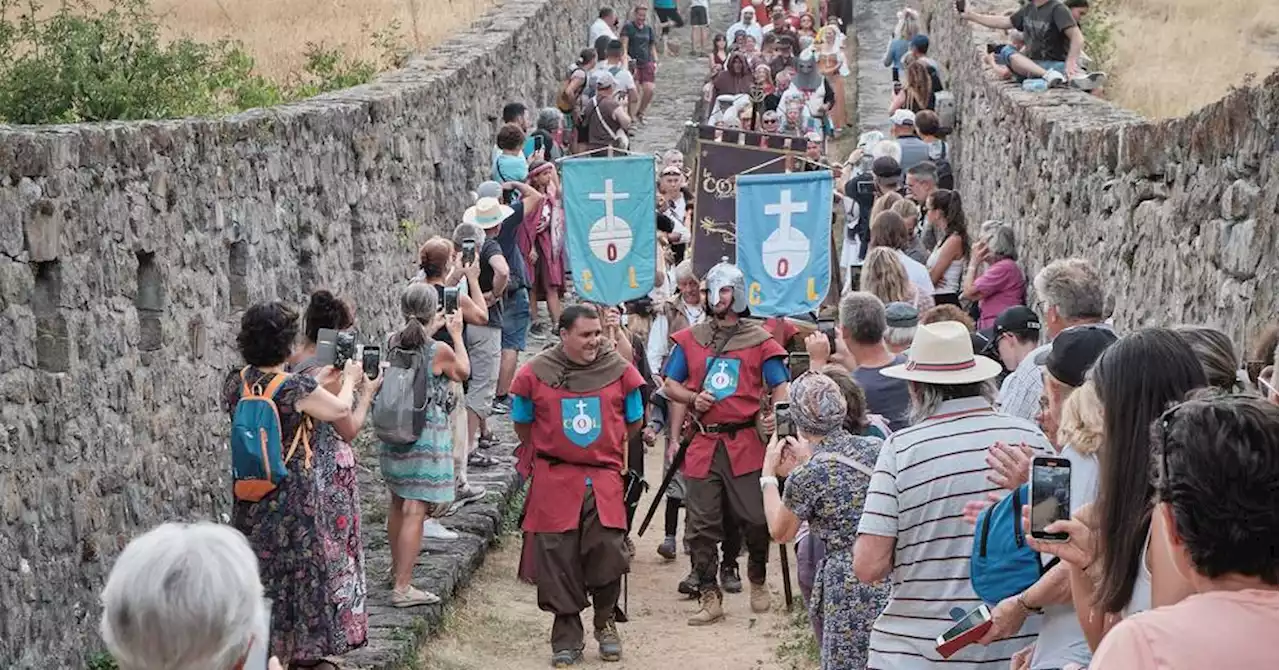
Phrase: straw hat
[
  {"left": 881, "top": 321, "right": 1003, "bottom": 384},
  {"left": 462, "top": 196, "right": 514, "bottom": 230}
]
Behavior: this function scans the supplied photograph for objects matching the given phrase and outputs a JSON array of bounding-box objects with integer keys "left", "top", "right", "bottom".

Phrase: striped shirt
[
  {"left": 996, "top": 343, "right": 1050, "bottom": 422},
  {"left": 857, "top": 396, "right": 1054, "bottom": 669}
]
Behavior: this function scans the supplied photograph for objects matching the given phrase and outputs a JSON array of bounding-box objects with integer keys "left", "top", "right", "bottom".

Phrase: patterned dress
[
  {"left": 223, "top": 367, "right": 368, "bottom": 663},
  {"left": 378, "top": 342, "right": 455, "bottom": 504},
  {"left": 783, "top": 429, "right": 891, "bottom": 669}
]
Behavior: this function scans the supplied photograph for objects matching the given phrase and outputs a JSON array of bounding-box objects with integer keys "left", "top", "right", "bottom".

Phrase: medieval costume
[
  {"left": 511, "top": 340, "right": 646, "bottom": 665},
  {"left": 816, "top": 25, "right": 849, "bottom": 131},
  {"left": 786, "top": 48, "right": 836, "bottom": 137}
]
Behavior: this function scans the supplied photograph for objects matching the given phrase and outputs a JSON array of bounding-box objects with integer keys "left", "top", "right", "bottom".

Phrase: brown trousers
[
  {"left": 684, "top": 442, "right": 770, "bottom": 592},
  {"left": 535, "top": 490, "right": 631, "bottom": 653}
]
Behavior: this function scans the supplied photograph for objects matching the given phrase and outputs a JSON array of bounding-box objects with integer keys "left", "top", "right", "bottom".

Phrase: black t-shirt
[
  {"left": 1009, "top": 0, "right": 1077, "bottom": 63},
  {"left": 477, "top": 237, "right": 505, "bottom": 324},
  {"left": 622, "top": 21, "right": 656, "bottom": 63}
]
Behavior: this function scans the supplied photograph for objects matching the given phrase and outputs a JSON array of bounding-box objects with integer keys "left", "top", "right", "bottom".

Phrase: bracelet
[
  {"left": 759, "top": 475, "right": 779, "bottom": 491},
  {"left": 1016, "top": 593, "right": 1041, "bottom": 614}
]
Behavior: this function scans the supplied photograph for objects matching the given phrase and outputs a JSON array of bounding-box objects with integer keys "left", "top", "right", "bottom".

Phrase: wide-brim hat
[
  {"left": 882, "top": 320, "right": 1003, "bottom": 384},
  {"left": 462, "top": 196, "right": 514, "bottom": 230}
]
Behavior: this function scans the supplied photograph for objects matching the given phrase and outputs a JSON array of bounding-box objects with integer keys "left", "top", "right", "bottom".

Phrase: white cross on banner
[
  {"left": 734, "top": 170, "right": 833, "bottom": 316},
  {"left": 562, "top": 155, "right": 657, "bottom": 305}
]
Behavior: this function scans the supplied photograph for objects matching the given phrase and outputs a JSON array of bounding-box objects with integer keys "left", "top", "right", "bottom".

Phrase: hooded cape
[{"left": 527, "top": 343, "right": 631, "bottom": 393}]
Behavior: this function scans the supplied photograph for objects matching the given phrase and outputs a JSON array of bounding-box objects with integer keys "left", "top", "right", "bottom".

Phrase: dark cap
[
  {"left": 1037, "top": 325, "right": 1119, "bottom": 387},
  {"left": 872, "top": 156, "right": 902, "bottom": 179},
  {"left": 910, "top": 34, "right": 930, "bottom": 52},
  {"left": 994, "top": 306, "right": 1041, "bottom": 338},
  {"left": 885, "top": 302, "right": 920, "bottom": 328},
  {"left": 607, "top": 38, "right": 624, "bottom": 50}
]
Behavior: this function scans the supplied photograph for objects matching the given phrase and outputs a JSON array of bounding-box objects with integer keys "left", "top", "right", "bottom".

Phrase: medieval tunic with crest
[
  {"left": 667, "top": 321, "right": 787, "bottom": 479},
  {"left": 511, "top": 345, "right": 646, "bottom": 534}
]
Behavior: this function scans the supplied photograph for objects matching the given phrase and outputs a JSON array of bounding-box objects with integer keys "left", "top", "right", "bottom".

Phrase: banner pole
[
  {"left": 737, "top": 154, "right": 790, "bottom": 177},
  {"left": 557, "top": 146, "right": 646, "bottom": 163}
]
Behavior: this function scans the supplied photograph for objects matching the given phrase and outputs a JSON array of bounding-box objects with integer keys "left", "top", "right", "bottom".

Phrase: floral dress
[
  {"left": 783, "top": 429, "right": 891, "bottom": 669},
  {"left": 223, "top": 367, "right": 368, "bottom": 663}
]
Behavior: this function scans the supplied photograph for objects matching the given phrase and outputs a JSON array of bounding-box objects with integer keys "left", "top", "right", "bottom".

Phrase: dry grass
[
  {"left": 113, "top": 0, "right": 499, "bottom": 80},
  {"left": 1104, "top": 0, "right": 1278, "bottom": 118}
]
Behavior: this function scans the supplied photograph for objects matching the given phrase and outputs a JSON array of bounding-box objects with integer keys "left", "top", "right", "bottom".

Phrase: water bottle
[{"left": 1022, "top": 78, "right": 1049, "bottom": 92}]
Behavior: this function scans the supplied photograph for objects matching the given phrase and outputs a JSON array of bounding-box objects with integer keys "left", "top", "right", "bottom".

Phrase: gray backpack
[{"left": 372, "top": 343, "right": 434, "bottom": 446}]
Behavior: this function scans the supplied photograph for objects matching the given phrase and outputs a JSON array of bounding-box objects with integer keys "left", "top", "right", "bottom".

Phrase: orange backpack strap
[
  {"left": 261, "top": 372, "right": 290, "bottom": 400},
  {"left": 239, "top": 366, "right": 253, "bottom": 396},
  {"left": 284, "top": 417, "right": 314, "bottom": 470}
]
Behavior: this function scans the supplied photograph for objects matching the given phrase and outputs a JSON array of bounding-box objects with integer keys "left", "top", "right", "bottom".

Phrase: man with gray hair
[
  {"left": 905, "top": 161, "right": 939, "bottom": 249},
  {"left": 807, "top": 291, "right": 912, "bottom": 430},
  {"left": 996, "top": 257, "right": 1109, "bottom": 421},
  {"left": 100, "top": 522, "right": 281, "bottom": 670},
  {"left": 854, "top": 321, "right": 1052, "bottom": 668}
]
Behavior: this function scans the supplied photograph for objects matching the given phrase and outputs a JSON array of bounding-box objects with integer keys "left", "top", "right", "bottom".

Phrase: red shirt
[
  {"left": 511, "top": 363, "right": 646, "bottom": 533},
  {"left": 670, "top": 328, "right": 786, "bottom": 478}
]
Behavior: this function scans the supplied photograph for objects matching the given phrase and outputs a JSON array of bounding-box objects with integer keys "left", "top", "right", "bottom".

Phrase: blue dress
[{"left": 784, "top": 429, "right": 891, "bottom": 669}]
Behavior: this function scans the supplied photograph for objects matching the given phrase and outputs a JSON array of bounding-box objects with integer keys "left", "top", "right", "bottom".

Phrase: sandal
[
  {"left": 468, "top": 451, "right": 501, "bottom": 468},
  {"left": 392, "top": 584, "right": 441, "bottom": 608}
]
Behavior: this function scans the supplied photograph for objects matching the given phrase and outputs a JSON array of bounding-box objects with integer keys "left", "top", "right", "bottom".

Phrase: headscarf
[
  {"left": 713, "top": 52, "right": 755, "bottom": 96},
  {"left": 789, "top": 372, "right": 847, "bottom": 436}
]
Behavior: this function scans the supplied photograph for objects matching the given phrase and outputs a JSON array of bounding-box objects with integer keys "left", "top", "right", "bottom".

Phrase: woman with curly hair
[
  {"left": 861, "top": 247, "right": 932, "bottom": 312},
  {"left": 222, "top": 301, "right": 366, "bottom": 668}
]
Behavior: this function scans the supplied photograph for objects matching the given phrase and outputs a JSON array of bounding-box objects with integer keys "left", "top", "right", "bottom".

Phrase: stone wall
[
  {"left": 0, "top": 0, "right": 595, "bottom": 664},
  {"left": 923, "top": 0, "right": 1278, "bottom": 348}
]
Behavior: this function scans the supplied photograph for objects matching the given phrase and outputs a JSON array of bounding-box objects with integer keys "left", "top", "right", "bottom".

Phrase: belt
[{"left": 697, "top": 420, "right": 755, "bottom": 434}]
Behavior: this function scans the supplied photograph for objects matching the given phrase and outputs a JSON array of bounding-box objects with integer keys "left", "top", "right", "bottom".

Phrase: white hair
[
  {"left": 101, "top": 523, "right": 266, "bottom": 670},
  {"left": 885, "top": 325, "right": 917, "bottom": 350},
  {"left": 673, "top": 259, "right": 697, "bottom": 283},
  {"left": 870, "top": 139, "right": 903, "bottom": 164}
]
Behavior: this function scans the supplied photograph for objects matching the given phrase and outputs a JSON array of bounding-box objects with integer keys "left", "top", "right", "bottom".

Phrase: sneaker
[
  {"left": 491, "top": 396, "right": 510, "bottom": 415},
  {"left": 1043, "top": 69, "right": 1067, "bottom": 88},
  {"left": 453, "top": 483, "right": 487, "bottom": 510},
  {"left": 550, "top": 648, "right": 584, "bottom": 667},
  {"left": 594, "top": 619, "right": 622, "bottom": 662},
  {"left": 677, "top": 571, "right": 699, "bottom": 597},
  {"left": 391, "top": 584, "right": 441, "bottom": 608},
  {"left": 720, "top": 563, "right": 743, "bottom": 594},
  {"left": 657, "top": 536, "right": 677, "bottom": 561},
  {"left": 687, "top": 588, "right": 724, "bottom": 626},
  {"left": 422, "top": 518, "right": 458, "bottom": 540},
  {"left": 749, "top": 581, "right": 771, "bottom": 613},
  {"left": 1071, "top": 71, "right": 1107, "bottom": 91}
]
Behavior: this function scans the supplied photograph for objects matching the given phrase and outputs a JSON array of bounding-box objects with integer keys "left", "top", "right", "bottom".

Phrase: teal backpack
[
  {"left": 970, "top": 484, "right": 1057, "bottom": 604},
  {"left": 230, "top": 367, "right": 311, "bottom": 502}
]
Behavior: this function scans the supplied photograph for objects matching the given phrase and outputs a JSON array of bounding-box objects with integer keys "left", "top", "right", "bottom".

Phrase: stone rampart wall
[
  {"left": 925, "top": 0, "right": 1278, "bottom": 347},
  {"left": 0, "top": 0, "right": 594, "bottom": 664}
]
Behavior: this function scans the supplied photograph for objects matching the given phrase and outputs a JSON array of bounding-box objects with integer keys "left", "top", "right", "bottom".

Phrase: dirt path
[{"left": 419, "top": 442, "right": 816, "bottom": 669}]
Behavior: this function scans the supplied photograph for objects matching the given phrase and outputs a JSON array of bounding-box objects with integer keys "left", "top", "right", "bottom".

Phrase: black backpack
[{"left": 932, "top": 141, "right": 955, "bottom": 190}]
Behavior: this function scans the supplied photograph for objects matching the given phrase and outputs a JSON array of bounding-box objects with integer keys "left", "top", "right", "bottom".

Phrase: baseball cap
[
  {"left": 890, "top": 109, "right": 916, "bottom": 127},
  {"left": 1037, "top": 326, "right": 1119, "bottom": 387},
  {"left": 872, "top": 156, "right": 902, "bottom": 179},
  {"left": 909, "top": 34, "right": 930, "bottom": 52},
  {"left": 589, "top": 70, "right": 616, "bottom": 89},
  {"left": 474, "top": 180, "right": 502, "bottom": 201},
  {"left": 993, "top": 306, "right": 1041, "bottom": 339},
  {"left": 885, "top": 302, "right": 920, "bottom": 329}
]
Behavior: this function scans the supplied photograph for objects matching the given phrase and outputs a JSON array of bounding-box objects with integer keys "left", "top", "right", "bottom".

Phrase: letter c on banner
[
  {"left": 748, "top": 282, "right": 762, "bottom": 306},
  {"left": 628, "top": 266, "right": 639, "bottom": 289},
  {"left": 582, "top": 269, "right": 595, "bottom": 293},
  {"left": 807, "top": 277, "right": 818, "bottom": 301}
]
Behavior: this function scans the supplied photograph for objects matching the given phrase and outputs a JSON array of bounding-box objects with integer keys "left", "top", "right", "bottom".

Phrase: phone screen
[
  {"left": 461, "top": 240, "right": 477, "bottom": 266},
  {"left": 788, "top": 352, "right": 811, "bottom": 377},
  {"left": 940, "top": 605, "right": 990, "bottom": 641},
  {"left": 315, "top": 328, "right": 339, "bottom": 367},
  {"left": 444, "top": 287, "right": 460, "bottom": 314},
  {"left": 362, "top": 346, "right": 381, "bottom": 379},
  {"left": 774, "top": 402, "right": 793, "bottom": 438},
  {"left": 1031, "top": 458, "right": 1072, "bottom": 540}
]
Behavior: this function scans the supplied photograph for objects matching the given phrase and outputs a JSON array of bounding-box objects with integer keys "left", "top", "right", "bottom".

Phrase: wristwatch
[{"left": 759, "top": 475, "right": 779, "bottom": 491}]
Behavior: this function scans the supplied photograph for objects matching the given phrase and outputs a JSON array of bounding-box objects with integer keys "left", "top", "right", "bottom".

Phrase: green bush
[
  {"left": 0, "top": 0, "right": 402, "bottom": 124},
  {"left": 1079, "top": 0, "right": 1116, "bottom": 75}
]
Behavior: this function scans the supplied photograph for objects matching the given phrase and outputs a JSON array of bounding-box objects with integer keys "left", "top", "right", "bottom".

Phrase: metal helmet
[{"left": 705, "top": 257, "right": 748, "bottom": 313}]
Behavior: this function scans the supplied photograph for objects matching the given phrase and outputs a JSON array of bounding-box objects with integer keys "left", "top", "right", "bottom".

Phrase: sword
[{"left": 637, "top": 435, "right": 691, "bottom": 537}]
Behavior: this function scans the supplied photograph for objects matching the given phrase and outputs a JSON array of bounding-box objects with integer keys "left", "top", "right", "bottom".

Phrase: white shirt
[
  {"left": 589, "top": 18, "right": 616, "bottom": 47},
  {"left": 997, "top": 343, "right": 1049, "bottom": 422},
  {"left": 896, "top": 249, "right": 936, "bottom": 300},
  {"left": 594, "top": 61, "right": 636, "bottom": 100},
  {"left": 646, "top": 297, "right": 704, "bottom": 379},
  {"left": 859, "top": 397, "right": 1053, "bottom": 668}
]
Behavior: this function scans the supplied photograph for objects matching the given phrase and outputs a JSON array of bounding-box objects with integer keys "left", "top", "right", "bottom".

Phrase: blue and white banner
[
  {"left": 734, "top": 170, "right": 833, "bottom": 317},
  {"left": 562, "top": 155, "right": 657, "bottom": 306}
]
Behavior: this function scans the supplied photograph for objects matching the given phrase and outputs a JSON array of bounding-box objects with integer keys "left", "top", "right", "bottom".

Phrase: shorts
[
  {"left": 690, "top": 5, "right": 708, "bottom": 25},
  {"left": 654, "top": 6, "right": 684, "bottom": 31},
  {"left": 463, "top": 325, "right": 501, "bottom": 418},
  {"left": 632, "top": 60, "right": 657, "bottom": 85},
  {"left": 994, "top": 44, "right": 1018, "bottom": 67},
  {"left": 501, "top": 287, "right": 531, "bottom": 351}
]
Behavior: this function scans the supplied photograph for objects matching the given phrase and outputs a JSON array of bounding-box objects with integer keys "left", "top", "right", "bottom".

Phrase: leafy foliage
[{"left": 0, "top": 0, "right": 404, "bottom": 124}]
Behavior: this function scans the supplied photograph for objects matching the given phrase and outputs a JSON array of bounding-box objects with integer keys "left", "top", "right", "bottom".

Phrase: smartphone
[
  {"left": 362, "top": 345, "right": 381, "bottom": 380},
  {"left": 461, "top": 239, "right": 477, "bottom": 266},
  {"left": 315, "top": 328, "right": 339, "bottom": 367},
  {"left": 531, "top": 134, "right": 545, "bottom": 156},
  {"left": 774, "top": 401, "right": 794, "bottom": 438},
  {"left": 1030, "top": 456, "right": 1072, "bottom": 541},
  {"left": 936, "top": 603, "right": 993, "bottom": 659},
  {"left": 444, "top": 286, "right": 460, "bottom": 314},
  {"left": 243, "top": 599, "right": 272, "bottom": 670},
  {"left": 788, "top": 352, "right": 811, "bottom": 377}
]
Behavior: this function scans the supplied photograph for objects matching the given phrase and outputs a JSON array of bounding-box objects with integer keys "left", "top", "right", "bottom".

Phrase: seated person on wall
[
  {"left": 982, "top": 29, "right": 1026, "bottom": 80},
  {"left": 958, "top": 0, "right": 1106, "bottom": 90}
]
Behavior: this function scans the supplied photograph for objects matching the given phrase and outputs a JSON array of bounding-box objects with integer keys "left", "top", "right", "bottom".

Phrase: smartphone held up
[{"left": 1029, "top": 456, "right": 1072, "bottom": 541}]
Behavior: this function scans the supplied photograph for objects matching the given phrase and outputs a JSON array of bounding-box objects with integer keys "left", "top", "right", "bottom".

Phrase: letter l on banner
[
  {"left": 562, "top": 155, "right": 657, "bottom": 305},
  {"left": 734, "top": 170, "right": 833, "bottom": 317}
]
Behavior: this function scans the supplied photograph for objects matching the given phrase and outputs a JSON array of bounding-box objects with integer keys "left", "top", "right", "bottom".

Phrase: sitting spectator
[
  {"left": 100, "top": 523, "right": 283, "bottom": 670},
  {"left": 884, "top": 301, "right": 919, "bottom": 354},
  {"left": 890, "top": 198, "right": 929, "bottom": 265},
  {"left": 870, "top": 209, "right": 936, "bottom": 302},
  {"left": 761, "top": 372, "right": 890, "bottom": 669},
  {"left": 1087, "top": 393, "right": 1278, "bottom": 669},
  {"left": 983, "top": 30, "right": 1027, "bottom": 80},
  {"left": 854, "top": 321, "right": 1051, "bottom": 665},
  {"left": 862, "top": 247, "right": 933, "bottom": 311},
  {"left": 1174, "top": 325, "right": 1244, "bottom": 392},
  {"left": 905, "top": 34, "right": 945, "bottom": 92},
  {"left": 923, "top": 189, "right": 969, "bottom": 305},
  {"left": 889, "top": 60, "right": 936, "bottom": 113},
  {"left": 808, "top": 291, "right": 913, "bottom": 431},
  {"left": 883, "top": 8, "right": 920, "bottom": 72},
  {"left": 889, "top": 109, "right": 931, "bottom": 171},
  {"left": 961, "top": 0, "right": 1106, "bottom": 89},
  {"left": 963, "top": 221, "right": 1026, "bottom": 329}
]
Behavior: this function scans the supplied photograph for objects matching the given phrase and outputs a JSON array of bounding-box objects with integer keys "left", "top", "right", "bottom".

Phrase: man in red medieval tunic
[
  {"left": 511, "top": 304, "right": 646, "bottom": 667},
  {"left": 661, "top": 259, "right": 792, "bottom": 625}
]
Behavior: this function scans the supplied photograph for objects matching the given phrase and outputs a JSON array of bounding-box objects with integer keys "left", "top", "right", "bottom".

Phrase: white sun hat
[
  {"left": 461, "top": 196, "right": 514, "bottom": 230},
  {"left": 881, "top": 320, "right": 1003, "bottom": 384}
]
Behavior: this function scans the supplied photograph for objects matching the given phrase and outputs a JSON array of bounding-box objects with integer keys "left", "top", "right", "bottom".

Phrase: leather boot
[
  {"left": 749, "top": 581, "right": 771, "bottom": 613},
  {"left": 687, "top": 588, "right": 725, "bottom": 626}
]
